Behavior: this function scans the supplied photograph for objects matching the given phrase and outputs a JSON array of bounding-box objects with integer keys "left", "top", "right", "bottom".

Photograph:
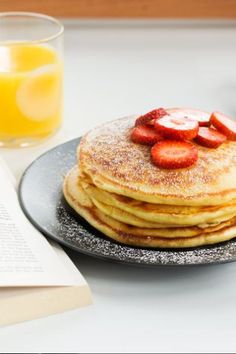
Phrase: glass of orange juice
[{"left": 0, "top": 12, "right": 63, "bottom": 147}]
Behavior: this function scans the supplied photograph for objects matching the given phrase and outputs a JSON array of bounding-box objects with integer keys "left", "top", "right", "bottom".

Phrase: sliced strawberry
[
  {"left": 135, "top": 108, "right": 167, "bottom": 127},
  {"left": 166, "top": 108, "right": 210, "bottom": 126},
  {"left": 195, "top": 127, "right": 226, "bottom": 148},
  {"left": 210, "top": 111, "right": 236, "bottom": 140},
  {"left": 154, "top": 115, "right": 199, "bottom": 140},
  {"left": 151, "top": 140, "right": 198, "bottom": 169},
  {"left": 130, "top": 125, "right": 163, "bottom": 145}
]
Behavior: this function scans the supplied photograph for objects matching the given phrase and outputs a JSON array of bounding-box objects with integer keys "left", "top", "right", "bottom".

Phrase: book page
[{"left": 0, "top": 157, "right": 80, "bottom": 287}]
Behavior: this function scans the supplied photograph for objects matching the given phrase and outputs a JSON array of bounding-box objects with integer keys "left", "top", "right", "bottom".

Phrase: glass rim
[{"left": 0, "top": 11, "right": 64, "bottom": 45}]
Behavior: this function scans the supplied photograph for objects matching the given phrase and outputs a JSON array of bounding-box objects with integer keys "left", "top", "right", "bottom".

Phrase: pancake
[
  {"left": 81, "top": 175, "right": 236, "bottom": 226},
  {"left": 78, "top": 116, "right": 236, "bottom": 206},
  {"left": 91, "top": 196, "right": 236, "bottom": 233},
  {"left": 63, "top": 167, "right": 236, "bottom": 248},
  {"left": 64, "top": 113, "right": 236, "bottom": 249},
  {"left": 68, "top": 166, "right": 236, "bottom": 236},
  {"left": 91, "top": 196, "right": 189, "bottom": 229}
]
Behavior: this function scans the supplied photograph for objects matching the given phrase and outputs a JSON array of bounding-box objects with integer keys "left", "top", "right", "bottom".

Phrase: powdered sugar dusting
[{"left": 80, "top": 116, "right": 236, "bottom": 201}]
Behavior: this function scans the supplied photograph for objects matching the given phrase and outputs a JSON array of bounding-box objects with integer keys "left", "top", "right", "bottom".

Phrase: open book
[{"left": 0, "top": 156, "right": 92, "bottom": 326}]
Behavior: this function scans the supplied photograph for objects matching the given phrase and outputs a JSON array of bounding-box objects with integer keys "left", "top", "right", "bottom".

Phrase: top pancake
[{"left": 78, "top": 115, "right": 236, "bottom": 206}]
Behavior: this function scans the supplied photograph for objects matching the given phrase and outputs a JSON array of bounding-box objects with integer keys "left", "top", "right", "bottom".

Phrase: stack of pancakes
[{"left": 63, "top": 116, "right": 236, "bottom": 248}]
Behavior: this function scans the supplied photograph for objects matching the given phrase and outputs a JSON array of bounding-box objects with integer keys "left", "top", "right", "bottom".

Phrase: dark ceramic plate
[{"left": 18, "top": 138, "right": 236, "bottom": 266}]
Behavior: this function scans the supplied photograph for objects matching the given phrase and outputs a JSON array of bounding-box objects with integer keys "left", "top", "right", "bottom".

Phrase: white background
[{"left": 1, "top": 20, "right": 236, "bottom": 353}]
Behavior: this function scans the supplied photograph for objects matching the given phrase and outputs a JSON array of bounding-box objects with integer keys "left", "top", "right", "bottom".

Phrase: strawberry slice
[
  {"left": 130, "top": 125, "right": 163, "bottom": 145},
  {"left": 195, "top": 127, "right": 226, "bottom": 148},
  {"left": 166, "top": 108, "right": 210, "bottom": 126},
  {"left": 151, "top": 140, "right": 198, "bottom": 169},
  {"left": 154, "top": 115, "right": 199, "bottom": 140},
  {"left": 135, "top": 108, "right": 167, "bottom": 127},
  {"left": 210, "top": 111, "right": 236, "bottom": 140}
]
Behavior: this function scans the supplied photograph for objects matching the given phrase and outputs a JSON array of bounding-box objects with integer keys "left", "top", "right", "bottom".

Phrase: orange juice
[{"left": 0, "top": 44, "right": 62, "bottom": 146}]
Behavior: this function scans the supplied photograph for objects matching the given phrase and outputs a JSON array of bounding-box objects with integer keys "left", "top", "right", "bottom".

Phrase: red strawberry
[
  {"left": 135, "top": 108, "right": 167, "bottom": 127},
  {"left": 195, "top": 127, "right": 226, "bottom": 148},
  {"left": 210, "top": 111, "right": 236, "bottom": 140},
  {"left": 154, "top": 115, "right": 199, "bottom": 140},
  {"left": 166, "top": 108, "right": 210, "bottom": 127},
  {"left": 151, "top": 140, "right": 198, "bottom": 169},
  {"left": 130, "top": 125, "right": 163, "bottom": 145}
]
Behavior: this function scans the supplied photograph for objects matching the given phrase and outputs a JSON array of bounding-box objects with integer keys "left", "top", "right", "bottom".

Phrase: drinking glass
[{"left": 0, "top": 12, "right": 64, "bottom": 147}]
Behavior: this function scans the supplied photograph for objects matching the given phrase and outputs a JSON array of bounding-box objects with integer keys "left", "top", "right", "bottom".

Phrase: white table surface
[{"left": 1, "top": 20, "right": 236, "bottom": 353}]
